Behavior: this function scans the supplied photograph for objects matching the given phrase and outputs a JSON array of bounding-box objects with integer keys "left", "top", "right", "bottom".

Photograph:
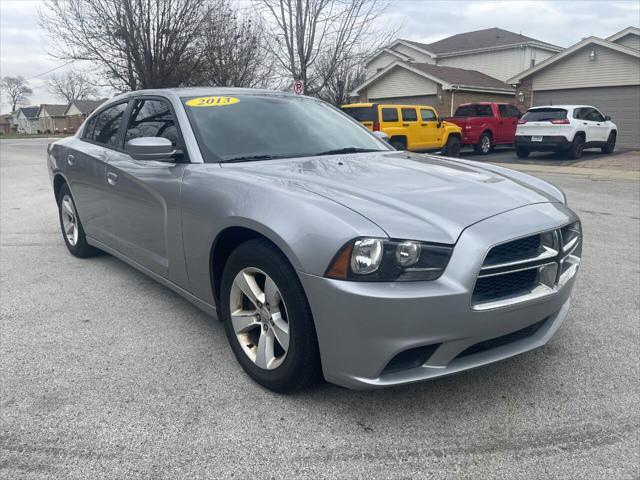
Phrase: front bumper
[
  {"left": 299, "top": 202, "right": 579, "bottom": 389},
  {"left": 515, "top": 135, "right": 571, "bottom": 151}
]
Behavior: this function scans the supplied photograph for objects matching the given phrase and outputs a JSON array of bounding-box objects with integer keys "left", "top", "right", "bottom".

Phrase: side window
[
  {"left": 508, "top": 105, "right": 522, "bottom": 117},
  {"left": 420, "top": 109, "right": 437, "bottom": 121},
  {"left": 401, "top": 108, "right": 418, "bottom": 122},
  {"left": 86, "top": 103, "right": 128, "bottom": 147},
  {"left": 477, "top": 105, "right": 493, "bottom": 117},
  {"left": 381, "top": 108, "right": 398, "bottom": 122},
  {"left": 589, "top": 109, "right": 605, "bottom": 122},
  {"left": 125, "top": 99, "right": 179, "bottom": 146},
  {"left": 498, "top": 104, "right": 509, "bottom": 117},
  {"left": 573, "top": 108, "right": 585, "bottom": 119}
]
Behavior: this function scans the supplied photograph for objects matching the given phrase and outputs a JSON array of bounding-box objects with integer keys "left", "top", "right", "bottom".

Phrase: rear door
[
  {"left": 105, "top": 96, "right": 190, "bottom": 287},
  {"left": 379, "top": 106, "right": 401, "bottom": 138},
  {"left": 419, "top": 107, "right": 440, "bottom": 149},
  {"left": 400, "top": 107, "right": 421, "bottom": 150},
  {"left": 67, "top": 101, "right": 128, "bottom": 245}
]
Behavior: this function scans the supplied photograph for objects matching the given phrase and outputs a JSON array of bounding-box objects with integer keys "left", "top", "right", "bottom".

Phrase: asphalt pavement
[{"left": 1, "top": 138, "right": 638, "bottom": 479}]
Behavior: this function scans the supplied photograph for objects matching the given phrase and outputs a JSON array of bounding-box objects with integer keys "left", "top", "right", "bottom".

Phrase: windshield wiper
[
  {"left": 220, "top": 154, "right": 284, "bottom": 163},
  {"left": 311, "top": 147, "right": 385, "bottom": 157}
]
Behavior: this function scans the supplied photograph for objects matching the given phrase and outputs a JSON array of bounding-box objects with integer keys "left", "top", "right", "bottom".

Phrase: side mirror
[
  {"left": 373, "top": 130, "right": 389, "bottom": 142},
  {"left": 126, "top": 137, "right": 178, "bottom": 161},
  {"left": 604, "top": 115, "right": 611, "bottom": 121},
  {"left": 437, "top": 121, "right": 442, "bottom": 128}
]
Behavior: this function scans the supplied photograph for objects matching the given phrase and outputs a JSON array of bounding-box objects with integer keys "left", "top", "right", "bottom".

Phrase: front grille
[
  {"left": 473, "top": 268, "right": 538, "bottom": 303},
  {"left": 457, "top": 318, "right": 548, "bottom": 359},
  {"left": 472, "top": 223, "right": 582, "bottom": 309},
  {"left": 484, "top": 234, "right": 541, "bottom": 266}
]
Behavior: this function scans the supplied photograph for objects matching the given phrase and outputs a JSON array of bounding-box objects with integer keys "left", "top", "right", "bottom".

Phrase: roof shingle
[
  {"left": 409, "top": 63, "right": 512, "bottom": 90},
  {"left": 40, "top": 104, "right": 68, "bottom": 117},
  {"left": 403, "top": 27, "right": 561, "bottom": 55}
]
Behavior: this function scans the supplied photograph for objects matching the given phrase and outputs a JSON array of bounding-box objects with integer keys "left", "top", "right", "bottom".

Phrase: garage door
[{"left": 534, "top": 85, "right": 640, "bottom": 149}]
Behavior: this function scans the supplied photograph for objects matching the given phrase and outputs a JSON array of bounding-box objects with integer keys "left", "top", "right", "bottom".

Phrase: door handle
[
  {"left": 67, "top": 154, "right": 74, "bottom": 166},
  {"left": 106, "top": 172, "right": 118, "bottom": 186},
  {"left": 583, "top": 122, "right": 588, "bottom": 125},
  {"left": 402, "top": 123, "right": 409, "bottom": 127}
]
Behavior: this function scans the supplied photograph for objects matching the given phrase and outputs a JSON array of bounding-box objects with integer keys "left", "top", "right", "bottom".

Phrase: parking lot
[{"left": 1, "top": 138, "right": 638, "bottom": 479}]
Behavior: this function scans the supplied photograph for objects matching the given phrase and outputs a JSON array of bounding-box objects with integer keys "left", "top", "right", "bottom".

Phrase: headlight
[{"left": 326, "top": 238, "right": 453, "bottom": 282}]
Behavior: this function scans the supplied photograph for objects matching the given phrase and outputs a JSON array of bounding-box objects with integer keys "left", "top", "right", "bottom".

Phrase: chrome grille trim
[{"left": 472, "top": 222, "right": 581, "bottom": 310}]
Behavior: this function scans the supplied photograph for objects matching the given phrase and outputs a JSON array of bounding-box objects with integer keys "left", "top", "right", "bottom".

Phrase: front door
[
  {"left": 419, "top": 108, "right": 440, "bottom": 149},
  {"left": 584, "top": 108, "right": 609, "bottom": 142},
  {"left": 105, "top": 97, "right": 190, "bottom": 288}
]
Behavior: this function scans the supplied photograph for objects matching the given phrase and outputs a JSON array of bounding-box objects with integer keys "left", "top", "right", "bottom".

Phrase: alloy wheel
[
  {"left": 229, "top": 267, "right": 290, "bottom": 370},
  {"left": 481, "top": 135, "right": 491, "bottom": 153},
  {"left": 61, "top": 195, "right": 79, "bottom": 246}
]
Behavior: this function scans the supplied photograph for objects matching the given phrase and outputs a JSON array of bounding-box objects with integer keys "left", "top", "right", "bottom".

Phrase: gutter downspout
[{"left": 450, "top": 86, "right": 458, "bottom": 116}]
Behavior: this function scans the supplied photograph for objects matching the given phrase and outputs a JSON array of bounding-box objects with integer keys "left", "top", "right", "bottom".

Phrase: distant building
[
  {"left": 38, "top": 104, "right": 68, "bottom": 133},
  {"left": 64, "top": 98, "right": 107, "bottom": 132},
  {"left": 16, "top": 106, "right": 40, "bottom": 134},
  {"left": 0, "top": 114, "right": 13, "bottom": 134}
]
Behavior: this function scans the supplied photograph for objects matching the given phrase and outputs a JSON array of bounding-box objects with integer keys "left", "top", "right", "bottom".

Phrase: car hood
[{"left": 221, "top": 151, "right": 560, "bottom": 244}]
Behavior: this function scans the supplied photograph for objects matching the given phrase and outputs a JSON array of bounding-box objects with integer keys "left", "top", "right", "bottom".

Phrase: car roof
[
  {"left": 528, "top": 105, "right": 594, "bottom": 110},
  {"left": 109, "top": 87, "right": 306, "bottom": 103}
]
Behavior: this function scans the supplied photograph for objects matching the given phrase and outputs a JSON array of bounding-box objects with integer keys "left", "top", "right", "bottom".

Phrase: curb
[{"left": 495, "top": 163, "right": 640, "bottom": 181}]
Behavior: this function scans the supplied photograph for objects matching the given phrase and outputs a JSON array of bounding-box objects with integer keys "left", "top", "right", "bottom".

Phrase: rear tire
[
  {"left": 601, "top": 132, "right": 616, "bottom": 154},
  {"left": 57, "top": 183, "right": 101, "bottom": 258},
  {"left": 568, "top": 135, "right": 585, "bottom": 160},
  {"left": 442, "top": 135, "right": 461, "bottom": 157},
  {"left": 473, "top": 132, "right": 492, "bottom": 155},
  {"left": 219, "top": 238, "right": 320, "bottom": 393},
  {"left": 515, "top": 147, "right": 530, "bottom": 158}
]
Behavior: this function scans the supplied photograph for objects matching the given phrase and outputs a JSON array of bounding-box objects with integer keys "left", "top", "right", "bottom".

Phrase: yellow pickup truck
[{"left": 341, "top": 103, "right": 462, "bottom": 157}]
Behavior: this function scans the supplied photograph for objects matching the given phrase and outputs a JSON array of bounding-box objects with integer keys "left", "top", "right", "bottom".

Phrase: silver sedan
[{"left": 47, "top": 88, "right": 582, "bottom": 392}]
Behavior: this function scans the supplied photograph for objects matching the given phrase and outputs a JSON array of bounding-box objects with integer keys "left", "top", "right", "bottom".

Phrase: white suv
[{"left": 514, "top": 105, "right": 617, "bottom": 159}]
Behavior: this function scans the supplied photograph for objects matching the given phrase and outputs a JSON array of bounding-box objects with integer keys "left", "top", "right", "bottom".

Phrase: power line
[{"left": 26, "top": 60, "right": 77, "bottom": 80}]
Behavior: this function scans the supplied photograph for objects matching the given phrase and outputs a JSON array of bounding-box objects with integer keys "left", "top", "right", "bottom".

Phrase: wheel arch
[
  {"left": 209, "top": 223, "right": 300, "bottom": 307},
  {"left": 53, "top": 173, "right": 69, "bottom": 202}
]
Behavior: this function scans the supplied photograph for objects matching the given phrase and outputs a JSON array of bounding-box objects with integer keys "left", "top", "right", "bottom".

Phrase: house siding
[
  {"left": 614, "top": 33, "right": 640, "bottom": 51},
  {"left": 437, "top": 46, "right": 555, "bottom": 82},
  {"left": 532, "top": 45, "right": 640, "bottom": 90},
  {"left": 366, "top": 52, "right": 402, "bottom": 78},
  {"left": 392, "top": 44, "right": 435, "bottom": 63},
  {"left": 366, "top": 68, "right": 439, "bottom": 99}
]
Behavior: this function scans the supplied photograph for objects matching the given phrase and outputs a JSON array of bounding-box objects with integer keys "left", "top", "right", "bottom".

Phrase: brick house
[
  {"left": 64, "top": 99, "right": 107, "bottom": 132},
  {"left": 38, "top": 104, "right": 68, "bottom": 133}
]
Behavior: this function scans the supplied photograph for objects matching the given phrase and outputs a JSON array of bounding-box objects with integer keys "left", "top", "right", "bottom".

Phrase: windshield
[
  {"left": 521, "top": 108, "right": 567, "bottom": 122},
  {"left": 182, "top": 94, "right": 388, "bottom": 162}
]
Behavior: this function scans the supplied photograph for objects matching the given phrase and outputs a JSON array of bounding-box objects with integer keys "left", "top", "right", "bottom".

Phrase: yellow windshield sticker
[{"left": 185, "top": 96, "right": 239, "bottom": 107}]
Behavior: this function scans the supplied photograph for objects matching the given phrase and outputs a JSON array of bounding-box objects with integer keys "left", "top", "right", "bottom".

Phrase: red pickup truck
[{"left": 444, "top": 102, "right": 522, "bottom": 154}]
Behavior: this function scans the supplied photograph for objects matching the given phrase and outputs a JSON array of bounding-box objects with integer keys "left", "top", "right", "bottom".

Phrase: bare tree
[
  {"left": 39, "top": 0, "right": 213, "bottom": 91},
  {"left": 318, "top": 57, "right": 365, "bottom": 106},
  {"left": 259, "top": 0, "right": 390, "bottom": 95},
  {"left": 1, "top": 76, "right": 33, "bottom": 112},
  {"left": 48, "top": 71, "right": 98, "bottom": 102},
  {"left": 191, "top": 2, "right": 274, "bottom": 88}
]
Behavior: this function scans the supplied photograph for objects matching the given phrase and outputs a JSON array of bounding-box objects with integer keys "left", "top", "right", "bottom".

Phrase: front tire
[
  {"left": 57, "top": 183, "right": 101, "bottom": 258},
  {"left": 442, "top": 135, "right": 461, "bottom": 157},
  {"left": 601, "top": 132, "right": 616, "bottom": 154},
  {"left": 473, "top": 132, "right": 492, "bottom": 155},
  {"left": 219, "top": 238, "right": 320, "bottom": 393},
  {"left": 568, "top": 135, "right": 585, "bottom": 159}
]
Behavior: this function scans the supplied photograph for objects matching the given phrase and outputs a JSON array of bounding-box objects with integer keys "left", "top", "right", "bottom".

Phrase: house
[
  {"left": 64, "top": 98, "right": 106, "bottom": 132},
  {"left": 352, "top": 27, "right": 562, "bottom": 114},
  {"left": 507, "top": 26, "right": 640, "bottom": 149},
  {"left": 16, "top": 106, "right": 40, "bottom": 134},
  {"left": 38, "top": 104, "right": 68, "bottom": 133},
  {"left": 0, "top": 114, "right": 13, "bottom": 134}
]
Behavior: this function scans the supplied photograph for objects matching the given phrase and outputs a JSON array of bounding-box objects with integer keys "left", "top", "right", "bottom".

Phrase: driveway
[{"left": 1, "top": 138, "right": 639, "bottom": 479}]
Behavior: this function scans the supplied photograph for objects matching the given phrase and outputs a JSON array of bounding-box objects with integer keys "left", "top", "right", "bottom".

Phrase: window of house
[
  {"left": 401, "top": 108, "right": 418, "bottom": 122},
  {"left": 381, "top": 108, "right": 398, "bottom": 122},
  {"left": 125, "top": 99, "right": 179, "bottom": 146},
  {"left": 85, "top": 102, "right": 128, "bottom": 147}
]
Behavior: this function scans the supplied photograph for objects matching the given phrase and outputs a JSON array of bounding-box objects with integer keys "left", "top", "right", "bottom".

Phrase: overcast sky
[{"left": 1, "top": 0, "right": 638, "bottom": 113}]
